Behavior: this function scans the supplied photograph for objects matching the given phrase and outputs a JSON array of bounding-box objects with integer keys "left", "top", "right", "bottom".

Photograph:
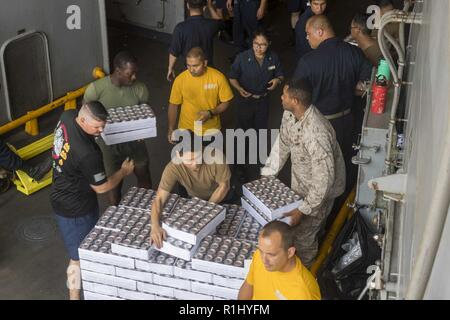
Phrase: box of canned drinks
[
  {"left": 103, "top": 104, "right": 156, "bottom": 134},
  {"left": 191, "top": 281, "right": 239, "bottom": 300},
  {"left": 235, "top": 209, "right": 264, "bottom": 242},
  {"left": 215, "top": 204, "right": 246, "bottom": 237},
  {"left": 191, "top": 235, "right": 256, "bottom": 279},
  {"left": 109, "top": 207, "right": 153, "bottom": 260},
  {"left": 162, "top": 197, "right": 226, "bottom": 245},
  {"left": 240, "top": 197, "right": 270, "bottom": 227},
  {"left": 101, "top": 127, "right": 157, "bottom": 145},
  {"left": 241, "top": 196, "right": 292, "bottom": 227},
  {"left": 156, "top": 236, "right": 199, "bottom": 261},
  {"left": 78, "top": 228, "right": 135, "bottom": 269},
  {"left": 135, "top": 251, "right": 176, "bottom": 276},
  {"left": 173, "top": 258, "right": 213, "bottom": 283},
  {"left": 119, "top": 187, "right": 179, "bottom": 216},
  {"left": 242, "top": 176, "right": 302, "bottom": 220}
]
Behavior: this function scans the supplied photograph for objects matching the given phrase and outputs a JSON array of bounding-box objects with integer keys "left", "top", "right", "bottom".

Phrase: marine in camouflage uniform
[{"left": 261, "top": 105, "right": 346, "bottom": 268}]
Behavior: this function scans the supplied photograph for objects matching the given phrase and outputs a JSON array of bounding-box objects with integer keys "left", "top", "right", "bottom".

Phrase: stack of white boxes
[
  {"left": 79, "top": 189, "right": 262, "bottom": 300},
  {"left": 101, "top": 104, "right": 157, "bottom": 145},
  {"left": 241, "top": 176, "right": 302, "bottom": 225}
]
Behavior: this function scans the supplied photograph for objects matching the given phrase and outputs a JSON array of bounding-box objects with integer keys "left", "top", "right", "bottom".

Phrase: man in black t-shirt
[
  {"left": 51, "top": 101, "right": 135, "bottom": 300},
  {"left": 167, "top": 0, "right": 222, "bottom": 81}
]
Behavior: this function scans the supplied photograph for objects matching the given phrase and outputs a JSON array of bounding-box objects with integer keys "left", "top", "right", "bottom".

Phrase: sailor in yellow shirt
[
  {"left": 168, "top": 47, "right": 234, "bottom": 141},
  {"left": 239, "top": 220, "right": 321, "bottom": 300}
]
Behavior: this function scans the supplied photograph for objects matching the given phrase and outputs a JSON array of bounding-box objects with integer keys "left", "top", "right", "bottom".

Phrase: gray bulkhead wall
[
  {"left": 0, "top": 0, "right": 109, "bottom": 125},
  {"left": 396, "top": 0, "right": 450, "bottom": 299},
  {"left": 106, "top": 0, "right": 184, "bottom": 35}
]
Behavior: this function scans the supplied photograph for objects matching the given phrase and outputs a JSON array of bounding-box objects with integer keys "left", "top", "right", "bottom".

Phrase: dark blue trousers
[{"left": 233, "top": 0, "right": 261, "bottom": 51}]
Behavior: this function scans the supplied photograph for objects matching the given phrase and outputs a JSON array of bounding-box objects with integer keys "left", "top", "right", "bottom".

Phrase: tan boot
[{"left": 67, "top": 260, "right": 81, "bottom": 300}]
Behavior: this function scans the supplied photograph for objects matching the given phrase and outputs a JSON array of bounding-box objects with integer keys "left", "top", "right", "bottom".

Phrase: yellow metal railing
[
  {"left": 0, "top": 67, "right": 105, "bottom": 136},
  {"left": 1, "top": 67, "right": 106, "bottom": 195},
  {"left": 310, "top": 188, "right": 356, "bottom": 277}
]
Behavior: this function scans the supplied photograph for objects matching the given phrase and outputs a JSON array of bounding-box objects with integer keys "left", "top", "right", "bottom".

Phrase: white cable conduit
[{"left": 377, "top": 10, "right": 422, "bottom": 174}]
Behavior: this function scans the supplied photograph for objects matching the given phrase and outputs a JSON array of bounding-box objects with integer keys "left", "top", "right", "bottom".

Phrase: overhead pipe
[
  {"left": 399, "top": 0, "right": 412, "bottom": 52},
  {"left": 377, "top": 10, "right": 422, "bottom": 174}
]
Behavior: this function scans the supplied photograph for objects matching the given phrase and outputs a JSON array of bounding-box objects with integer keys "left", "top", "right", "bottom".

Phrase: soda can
[
  {"left": 80, "top": 242, "right": 90, "bottom": 249},
  {"left": 174, "top": 240, "right": 183, "bottom": 247},
  {"left": 176, "top": 259, "right": 186, "bottom": 268},
  {"left": 205, "top": 254, "right": 214, "bottom": 261},
  {"left": 214, "top": 257, "right": 223, "bottom": 264},
  {"left": 247, "top": 233, "right": 258, "bottom": 241},
  {"left": 194, "top": 252, "right": 205, "bottom": 259},
  {"left": 233, "top": 260, "right": 243, "bottom": 267},
  {"left": 191, "top": 227, "right": 200, "bottom": 234},
  {"left": 224, "top": 258, "right": 233, "bottom": 265}
]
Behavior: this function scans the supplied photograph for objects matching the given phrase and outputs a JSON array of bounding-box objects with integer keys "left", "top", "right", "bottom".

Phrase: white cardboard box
[
  {"left": 155, "top": 240, "right": 199, "bottom": 261},
  {"left": 115, "top": 267, "right": 153, "bottom": 284},
  {"left": 137, "top": 282, "right": 174, "bottom": 298},
  {"left": 173, "top": 265, "right": 213, "bottom": 283},
  {"left": 84, "top": 291, "right": 123, "bottom": 300},
  {"left": 111, "top": 243, "right": 152, "bottom": 260},
  {"left": 101, "top": 127, "right": 157, "bottom": 145},
  {"left": 191, "top": 258, "right": 250, "bottom": 279},
  {"left": 81, "top": 270, "right": 137, "bottom": 291},
  {"left": 162, "top": 208, "right": 226, "bottom": 245},
  {"left": 242, "top": 184, "right": 301, "bottom": 220},
  {"left": 82, "top": 281, "right": 118, "bottom": 297},
  {"left": 191, "top": 282, "right": 239, "bottom": 300},
  {"left": 78, "top": 249, "right": 135, "bottom": 269},
  {"left": 118, "top": 288, "right": 156, "bottom": 300},
  {"left": 83, "top": 281, "right": 119, "bottom": 297},
  {"left": 174, "top": 289, "right": 213, "bottom": 300},
  {"left": 153, "top": 274, "right": 191, "bottom": 291},
  {"left": 104, "top": 117, "right": 156, "bottom": 134},
  {"left": 80, "top": 260, "right": 116, "bottom": 276},
  {"left": 240, "top": 197, "right": 269, "bottom": 226},
  {"left": 212, "top": 274, "right": 244, "bottom": 290},
  {"left": 135, "top": 259, "right": 174, "bottom": 276}
]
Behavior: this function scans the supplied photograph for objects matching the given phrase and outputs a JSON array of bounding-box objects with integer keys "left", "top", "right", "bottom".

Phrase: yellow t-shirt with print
[
  {"left": 246, "top": 249, "right": 321, "bottom": 300},
  {"left": 169, "top": 67, "right": 234, "bottom": 136}
]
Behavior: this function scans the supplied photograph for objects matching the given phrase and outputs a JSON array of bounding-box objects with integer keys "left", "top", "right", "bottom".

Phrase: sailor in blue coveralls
[
  {"left": 229, "top": 30, "right": 284, "bottom": 181},
  {"left": 226, "top": 0, "right": 267, "bottom": 52}
]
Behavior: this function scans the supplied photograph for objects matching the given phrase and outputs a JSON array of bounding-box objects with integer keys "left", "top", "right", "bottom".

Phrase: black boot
[{"left": 21, "top": 157, "right": 53, "bottom": 181}]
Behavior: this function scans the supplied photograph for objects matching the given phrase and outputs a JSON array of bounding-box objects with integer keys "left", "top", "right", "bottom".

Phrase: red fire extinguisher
[{"left": 371, "top": 75, "right": 388, "bottom": 114}]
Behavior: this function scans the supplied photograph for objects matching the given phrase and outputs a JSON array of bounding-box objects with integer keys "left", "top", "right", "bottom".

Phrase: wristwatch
[{"left": 208, "top": 110, "right": 214, "bottom": 118}]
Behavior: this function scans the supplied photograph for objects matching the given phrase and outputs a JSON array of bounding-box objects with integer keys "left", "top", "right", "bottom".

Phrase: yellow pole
[
  {"left": 310, "top": 188, "right": 356, "bottom": 277},
  {"left": 24, "top": 112, "right": 39, "bottom": 136}
]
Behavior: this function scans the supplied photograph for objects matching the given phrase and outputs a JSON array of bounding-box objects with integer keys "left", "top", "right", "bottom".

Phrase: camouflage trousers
[{"left": 293, "top": 199, "right": 335, "bottom": 269}]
